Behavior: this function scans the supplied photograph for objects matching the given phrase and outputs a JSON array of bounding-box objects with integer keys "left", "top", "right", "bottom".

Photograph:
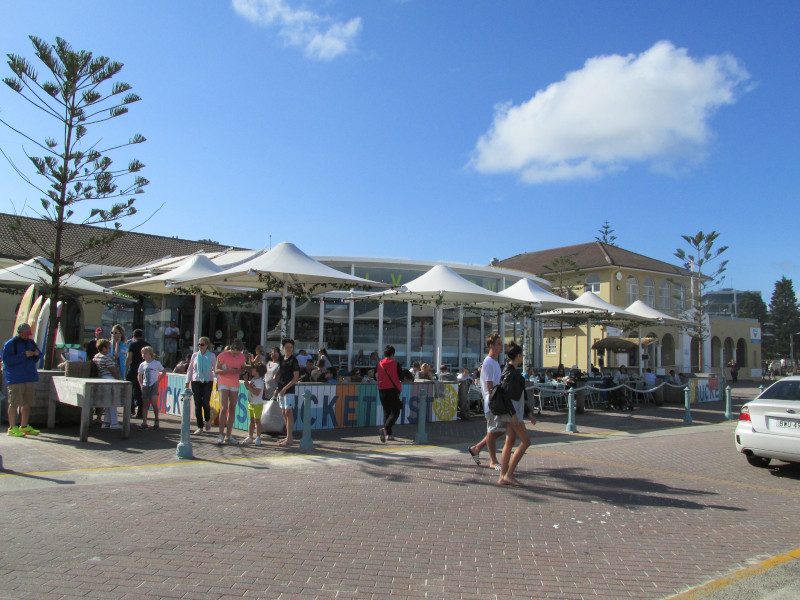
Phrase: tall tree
[
  {"left": 539, "top": 256, "right": 582, "bottom": 366},
  {"left": 1, "top": 35, "right": 147, "bottom": 368},
  {"left": 675, "top": 231, "right": 728, "bottom": 372},
  {"left": 595, "top": 220, "right": 618, "bottom": 246},
  {"left": 737, "top": 291, "right": 768, "bottom": 323},
  {"left": 767, "top": 277, "right": 800, "bottom": 360}
]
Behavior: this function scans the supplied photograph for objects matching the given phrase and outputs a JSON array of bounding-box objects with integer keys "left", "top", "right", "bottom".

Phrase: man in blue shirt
[{"left": 2, "top": 323, "right": 41, "bottom": 437}]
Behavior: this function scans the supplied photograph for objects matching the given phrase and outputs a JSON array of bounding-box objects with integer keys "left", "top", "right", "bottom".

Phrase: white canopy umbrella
[
  {"left": 112, "top": 255, "right": 249, "bottom": 348},
  {"left": 498, "top": 278, "right": 583, "bottom": 311},
  {"left": 623, "top": 300, "right": 694, "bottom": 375},
  {"left": 364, "top": 264, "right": 514, "bottom": 368},
  {"left": 369, "top": 264, "right": 512, "bottom": 307},
  {"left": 0, "top": 257, "right": 109, "bottom": 295},
  {"left": 180, "top": 242, "right": 383, "bottom": 337},
  {"left": 539, "top": 291, "right": 648, "bottom": 374},
  {"left": 624, "top": 300, "right": 692, "bottom": 324},
  {"left": 498, "top": 278, "right": 593, "bottom": 368},
  {"left": 113, "top": 255, "right": 231, "bottom": 295}
]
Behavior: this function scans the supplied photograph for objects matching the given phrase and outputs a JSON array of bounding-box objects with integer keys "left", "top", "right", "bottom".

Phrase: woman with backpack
[{"left": 493, "top": 342, "right": 535, "bottom": 487}]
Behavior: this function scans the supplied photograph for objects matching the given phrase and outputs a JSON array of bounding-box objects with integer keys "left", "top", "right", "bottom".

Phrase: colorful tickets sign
[
  {"left": 688, "top": 376, "right": 722, "bottom": 403},
  {"left": 153, "top": 374, "right": 458, "bottom": 432}
]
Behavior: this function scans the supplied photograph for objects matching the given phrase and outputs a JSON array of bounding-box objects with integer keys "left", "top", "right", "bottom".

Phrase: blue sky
[{"left": 1, "top": 1, "right": 798, "bottom": 303}]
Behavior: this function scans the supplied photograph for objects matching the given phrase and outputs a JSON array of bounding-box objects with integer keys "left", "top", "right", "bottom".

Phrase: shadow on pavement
[{"left": 520, "top": 466, "right": 747, "bottom": 512}]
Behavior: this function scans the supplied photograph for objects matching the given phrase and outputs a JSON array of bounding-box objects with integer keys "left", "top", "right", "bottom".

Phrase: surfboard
[
  {"left": 34, "top": 298, "right": 50, "bottom": 355},
  {"left": 27, "top": 295, "right": 44, "bottom": 329},
  {"left": 56, "top": 300, "right": 64, "bottom": 348},
  {"left": 53, "top": 301, "right": 65, "bottom": 365},
  {"left": 13, "top": 284, "right": 36, "bottom": 335}
]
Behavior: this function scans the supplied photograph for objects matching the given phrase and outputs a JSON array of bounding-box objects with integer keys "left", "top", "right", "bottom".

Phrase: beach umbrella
[
  {"left": 179, "top": 242, "right": 383, "bottom": 337},
  {"left": 623, "top": 300, "right": 693, "bottom": 374},
  {"left": 364, "top": 264, "right": 514, "bottom": 368},
  {"left": 539, "top": 291, "right": 647, "bottom": 373},
  {"left": 112, "top": 254, "right": 249, "bottom": 348},
  {"left": 0, "top": 257, "right": 109, "bottom": 295},
  {"left": 497, "top": 278, "right": 593, "bottom": 367}
]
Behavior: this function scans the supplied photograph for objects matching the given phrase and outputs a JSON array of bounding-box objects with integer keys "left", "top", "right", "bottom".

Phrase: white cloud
[
  {"left": 232, "top": 0, "right": 362, "bottom": 61},
  {"left": 471, "top": 41, "right": 750, "bottom": 183}
]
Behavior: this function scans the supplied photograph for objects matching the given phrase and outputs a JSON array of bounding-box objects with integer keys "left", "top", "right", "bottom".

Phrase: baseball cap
[{"left": 95, "top": 327, "right": 103, "bottom": 334}]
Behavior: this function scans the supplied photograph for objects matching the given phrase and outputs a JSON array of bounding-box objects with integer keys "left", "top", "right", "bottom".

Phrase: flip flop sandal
[{"left": 466, "top": 446, "right": 481, "bottom": 465}]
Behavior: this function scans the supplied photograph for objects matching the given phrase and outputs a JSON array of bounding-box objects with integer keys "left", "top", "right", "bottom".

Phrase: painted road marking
[{"left": 666, "top": 547, "right": 800, "bottom": 599}]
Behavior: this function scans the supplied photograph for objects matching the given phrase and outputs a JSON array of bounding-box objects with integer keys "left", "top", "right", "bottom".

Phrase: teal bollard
[
  {"left": 565, "top": 389, "right": 578, "bottom": 433},
  {"left": 683, "top": 386, "right": 693, "bottom": 425},
  {"left": 414, "top": 387, "right": 429, "bottom": 444},
  {"left": 724, "top": 386, "right": 733, "bottom": 420},
  {"left": 176, "top": 387, "right": 194, "bottom": 459},
  {"left": 300, "top": 389, "right": 314, "bottom": 451}
]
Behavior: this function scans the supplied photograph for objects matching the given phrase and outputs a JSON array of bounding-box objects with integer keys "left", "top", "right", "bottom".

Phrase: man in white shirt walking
[{"left": 466, "top": 332, "right": 505, "bottom": 470}]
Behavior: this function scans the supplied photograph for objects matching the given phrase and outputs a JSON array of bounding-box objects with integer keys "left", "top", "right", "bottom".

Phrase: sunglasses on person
[{"left": 198, "top": 342, "right": 207, "bottom": 347}]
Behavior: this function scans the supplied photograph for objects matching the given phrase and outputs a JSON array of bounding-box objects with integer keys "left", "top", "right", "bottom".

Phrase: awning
[{"left": 592, "top": 337, "right": 657, "bottom": 353}]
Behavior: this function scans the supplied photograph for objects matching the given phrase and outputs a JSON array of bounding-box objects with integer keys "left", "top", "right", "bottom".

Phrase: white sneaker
[
  {"left": 216, "top": 435, "right": 225, "bottom": 446},
  {"left": 240, "top": 436, "right": 253, "bottom": 445},
  {"left": 254, "top": 436, "right": 262, "bottom": 446},
  {"left": 193, "top": 428, "right": 203, "bottom": 435},
  {"left": 109, "top": 423, "right": 122, "bottom": 430},
  {"left": 225, "top": 436, "right": 238, "bottom": 445}
]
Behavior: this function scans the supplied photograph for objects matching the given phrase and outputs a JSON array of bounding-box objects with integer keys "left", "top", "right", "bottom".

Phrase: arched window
[
  {"left": 659, "top": 280, "right": 671, "bottom": 310},
  {"left": 626, "top": 276, "right": 639, "bottom": 305},
  {"left": 675, "top": 285, "right": 685, "bottom": 310},
  {"left": 711, "top": 337, "right": 721, "bottom": 368},
  {"left": 584, "top": 273, "right": 600, "bottom": 293},
  {"left": 661, "top": 333, "right": 675, "bottom": 367},
  {"left": 736, "top": 339, "right": 747, "bottom": 367},
  {"left": 643, "top": 278, "right": 655, "bottom": 307}
]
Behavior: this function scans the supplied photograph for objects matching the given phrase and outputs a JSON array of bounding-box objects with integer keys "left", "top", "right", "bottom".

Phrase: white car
[{"left": 735, "top": 376, "right": 800, "bottom": 467}]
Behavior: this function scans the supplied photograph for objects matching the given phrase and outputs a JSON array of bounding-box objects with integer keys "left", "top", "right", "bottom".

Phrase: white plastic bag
[{"left": 260, "top": 399, "right": 284, "bottom": 433}]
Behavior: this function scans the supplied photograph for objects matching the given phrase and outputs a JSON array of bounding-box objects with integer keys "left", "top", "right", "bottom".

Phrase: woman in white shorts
[{"left": 214, "top": 339, "right": 246, "bottom": 445}]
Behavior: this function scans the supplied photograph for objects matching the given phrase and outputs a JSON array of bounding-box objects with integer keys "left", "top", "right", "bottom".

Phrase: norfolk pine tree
[
  {"left": 766, "top": 277, "right": 800, "bottom": 360},
  {"left": 1, "top": 35, "right": 147, "bottom": 368},
  {"left": 595, "top": 221, "right": 618, "bottom": 246},
  {"left": 674, "top": 231, "right": 728, "bottom": 372}
]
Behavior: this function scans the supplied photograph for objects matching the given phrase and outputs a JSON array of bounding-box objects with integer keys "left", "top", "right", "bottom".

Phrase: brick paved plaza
[{"left": 1, "top": 385, "right": 798, "bottom": 600}]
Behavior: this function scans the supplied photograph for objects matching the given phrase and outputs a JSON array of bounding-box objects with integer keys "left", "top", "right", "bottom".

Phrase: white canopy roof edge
[{"left": 0, "top": 257, "right": 110, "bottom": 295}]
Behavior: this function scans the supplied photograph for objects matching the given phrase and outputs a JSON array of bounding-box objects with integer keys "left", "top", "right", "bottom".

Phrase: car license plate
[{"left": 772, "top": 418, "right": 800, "bottom": 430}]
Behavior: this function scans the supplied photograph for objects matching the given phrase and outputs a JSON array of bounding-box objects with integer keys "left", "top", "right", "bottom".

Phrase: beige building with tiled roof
[{"left": 498, "top": 242, "right": 761, "bottom": 381}]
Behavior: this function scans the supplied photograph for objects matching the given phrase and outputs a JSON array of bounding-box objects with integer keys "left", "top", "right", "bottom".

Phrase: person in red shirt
[{"left": 376, "top": 345, "right": 403, "bottom": 443}]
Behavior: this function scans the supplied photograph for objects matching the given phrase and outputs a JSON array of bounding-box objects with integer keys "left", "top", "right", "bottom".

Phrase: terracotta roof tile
[
  {"left": 0, "top": 213, "right": 244, "bottom": 269},
  {"left": 498, "top": 241, "right": 689, "bottom": 277}
]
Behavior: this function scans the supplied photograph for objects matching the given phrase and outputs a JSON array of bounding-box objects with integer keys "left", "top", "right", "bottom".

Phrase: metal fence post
[
  {"left": 683, "top": 386, "right": 692, "bottom": 425},
  {"left": 300, "top": 389, "right": 314, "bottom": 451},
  {"left": 565, "top": 389, "right": 578, "bottom": 433},
  {"left": 176, "top": 387, "right": 194, "bottom": 459},
  {"left": 414, "top": 387, "right": 429, "bottom": 444},
  {"left": 724, "top": 386, "right": 733, "bottom": 420}
]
